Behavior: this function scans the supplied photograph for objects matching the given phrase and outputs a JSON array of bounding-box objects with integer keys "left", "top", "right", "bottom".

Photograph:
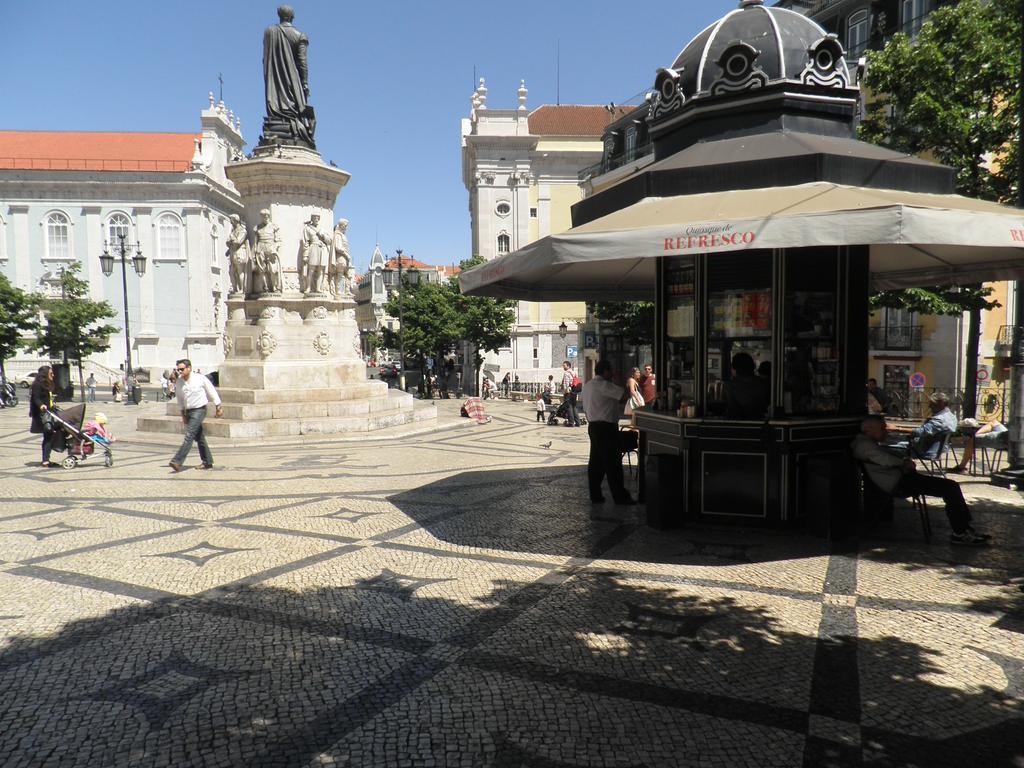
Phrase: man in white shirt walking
[
  {"left": 580, "top": 360, "right": 634, "bottom": 505},
  {"left": 169, "top": 358, "right": 223, "bottom": 472}
]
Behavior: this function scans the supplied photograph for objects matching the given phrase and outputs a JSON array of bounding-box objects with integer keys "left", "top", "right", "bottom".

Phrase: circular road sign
[
  {"left": 909, "top": 372, "right": 927, "bottom": 388},
  {"left": 977, "top": 368, "right": 989, "bottom": 382}
]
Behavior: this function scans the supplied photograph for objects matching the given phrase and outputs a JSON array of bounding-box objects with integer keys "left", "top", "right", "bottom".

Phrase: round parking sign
[
  {"left": 977, "top": 368, "right": 989, "bottom": 382},
  {"left": 909, "top": 372, "right": 926, "bottom": 388}
]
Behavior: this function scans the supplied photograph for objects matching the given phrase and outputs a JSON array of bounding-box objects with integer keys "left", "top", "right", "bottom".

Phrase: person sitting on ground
[
  {"left": 724, "top": 353, "right": 768, "bottom": 420},
  {"left": 889, "top": 392, "right": 958, "bottom": 459},
  {"left": 461, "top": 396, "right": 491, "bottom": 424},
  {"left": 952, "top": 417, "right": 1008, "bottom": 472},
  {"left": 535, "top": 391, "right": 547, "bottom": 422},
  {"left": 851, "top": 415, "right": 990, "bottom": 545}
]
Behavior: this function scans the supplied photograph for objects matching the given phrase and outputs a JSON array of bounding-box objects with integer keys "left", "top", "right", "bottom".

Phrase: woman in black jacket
[{"left": 28, "top": 365, "right": 57, "bottom": 467}]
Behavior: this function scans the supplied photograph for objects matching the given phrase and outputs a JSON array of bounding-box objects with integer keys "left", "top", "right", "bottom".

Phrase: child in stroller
[{"left": 47, "top": 404, "right": 115, "bottom": 469}]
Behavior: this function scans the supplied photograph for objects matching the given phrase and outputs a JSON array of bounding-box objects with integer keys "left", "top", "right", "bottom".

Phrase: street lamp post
[
  {"left": 99, "top": 233, "right": 146, "bottom": 400},
  {"left": 396, "top": 248, "right": 406, "bottom": 391}
]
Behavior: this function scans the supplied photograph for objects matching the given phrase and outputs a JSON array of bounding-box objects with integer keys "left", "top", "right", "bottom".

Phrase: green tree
[
  {"left": 385, "top": 257, "right": 515, "bottom": 395},
  {"left": 452, "top": 256, "right": 515, "bottom": 394},
  {"left": 0, "top": 274, "right": 41, "bottom": 386},
  {"left": 27, "top": 262, "right": 120, "bottom": 401},
  {"left": 860, "top": 0, "right": 1020, "bottom": 415},
  {"left": 589, "top": 301, "right": 655, "bottom": 347},
  {"left": 364, "top": 329, "right": 385, "bottom": 359},
  {"left": 383, "top": 275, "right": 462, "bottom": 392}
]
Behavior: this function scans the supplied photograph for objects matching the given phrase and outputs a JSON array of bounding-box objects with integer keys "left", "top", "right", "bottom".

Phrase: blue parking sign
[{"left": 567, "top": 346, "right": 578, "bottom": 358}]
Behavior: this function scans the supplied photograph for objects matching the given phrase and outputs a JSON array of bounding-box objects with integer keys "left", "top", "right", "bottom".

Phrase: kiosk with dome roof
[{"left": 460, "top": 0, "right": 1024, "bottom": 528}]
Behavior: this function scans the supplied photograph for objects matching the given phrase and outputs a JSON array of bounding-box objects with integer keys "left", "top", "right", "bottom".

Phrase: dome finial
[{"left": 740, "top": 0, "right": 764, "bottom": 7}]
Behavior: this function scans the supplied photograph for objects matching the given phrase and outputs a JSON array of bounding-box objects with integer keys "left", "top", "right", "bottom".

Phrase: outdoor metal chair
[
  {"left": 980, "top": 433, "right": 1009, "bottom": 474},
  {"left": 619, "top": 427, "right": 640, "bottom": 477},
  {"left": 857, "top": 462, "right": 932, "bottom": 541},
  {"left": 910, "top": 430, "right": 952, "bottom": 478}
]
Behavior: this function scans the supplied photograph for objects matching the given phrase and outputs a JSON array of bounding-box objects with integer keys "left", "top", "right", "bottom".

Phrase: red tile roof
[
  {"left": 0, "top": 131, "right": 199, "bottom": 172},
  {"left": 385, "top": 256, "right": 434, "bottom": 270},
  {"left": 383, "top": 257, "right": 461, "bottom": 276},
  {"left": 527, "top": 105, "right": 634, "bottom": 137}
]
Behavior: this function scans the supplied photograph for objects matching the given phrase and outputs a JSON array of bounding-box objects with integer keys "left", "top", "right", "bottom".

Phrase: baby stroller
[
  {"left": 47, "top": 403, "right": 114, "bottom": 469},
  {"left": 548, "top": 398, "right": 588, "bottom": 426}
]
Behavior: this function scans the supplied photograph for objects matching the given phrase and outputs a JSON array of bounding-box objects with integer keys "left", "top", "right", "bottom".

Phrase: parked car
[
  {"left": 17, "top": 371, "right": 37, "bottom": 388},
  {"left": 379, "top": 363, "right": 401, "bottom": 380}
]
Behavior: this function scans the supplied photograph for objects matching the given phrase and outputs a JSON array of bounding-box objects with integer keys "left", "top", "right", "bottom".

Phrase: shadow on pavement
[
  {"left": 0, "top": 565, "right": 1022, "bottom": 767},
  {"left": 388, "top": 465, "right": 839, "bottom": 568}
]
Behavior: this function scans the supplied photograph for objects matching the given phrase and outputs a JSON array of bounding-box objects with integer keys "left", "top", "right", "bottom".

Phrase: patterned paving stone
[{"left": 0, "top": 399, "right": 1022, "bottom": 767}]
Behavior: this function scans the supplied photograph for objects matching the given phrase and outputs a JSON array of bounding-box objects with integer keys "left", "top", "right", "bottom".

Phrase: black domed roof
[{"left": 674, "top": 0, "right": 848, "bottom": 96}]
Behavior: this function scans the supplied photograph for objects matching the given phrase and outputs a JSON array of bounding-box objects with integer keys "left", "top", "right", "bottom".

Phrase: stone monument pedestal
[
  {"left": 136, "top": 146, "right": 436, "bottom": 439},
  {"left": 138, "top": 294, "right": 435, "bottom": 438}
]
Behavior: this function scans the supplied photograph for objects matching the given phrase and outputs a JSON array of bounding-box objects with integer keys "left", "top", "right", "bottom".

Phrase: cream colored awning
[{"left": 459, "top": 182, "right": 1024, "bottom": 300}]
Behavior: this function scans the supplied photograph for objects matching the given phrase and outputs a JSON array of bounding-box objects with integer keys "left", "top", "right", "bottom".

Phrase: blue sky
[{"left": 6, "top": 1, "right": 739, "bottom": 272}]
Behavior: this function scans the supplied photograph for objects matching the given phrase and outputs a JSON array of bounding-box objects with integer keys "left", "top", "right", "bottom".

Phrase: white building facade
[
  {"left": 460, "top": 80, "right": 627, "bottom": 382},
  {"left": 0, "top": 95, "right": 245, "bottom": 380}
]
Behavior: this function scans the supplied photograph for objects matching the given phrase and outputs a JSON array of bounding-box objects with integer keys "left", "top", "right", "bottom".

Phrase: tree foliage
[
  {"left": 868, "top": 285, "right": 998, "bottom": 316},
  {"left": 861, "top": 0, "right": 1020, "bottom": 202},
  {"left": 382, "top": 277, "right": 462, "bottom": 367},
  {"left": 589, "top": 301, "right": 655, "bottom": 347},
  {"left": 453, "top": 256, "right": 516, "bottom": 380},
  {"left": 0, "top": 273, "right": 41, "bottom": 382},
  {"left": 859, "top": 0, "right": 1019, "bottom": 413},
  {"left": 27, "top": 262, "right": 120, "bottom": 400},
  {"left": 383, "top": 256, "right": 515, "bottom": 393}
]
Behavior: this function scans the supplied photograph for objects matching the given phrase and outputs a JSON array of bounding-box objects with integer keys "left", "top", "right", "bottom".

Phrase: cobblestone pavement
[{"left": 1, "top": 397, "right": 1022, "bottom": 767}]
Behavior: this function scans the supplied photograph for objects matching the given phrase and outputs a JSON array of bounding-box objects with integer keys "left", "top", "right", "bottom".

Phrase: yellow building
[
  {"left": 460, "top": 78, "right": 630, "bottom": 381},
  {"left": 866, "top": 285, "right": 1016, "bottom": 419}
]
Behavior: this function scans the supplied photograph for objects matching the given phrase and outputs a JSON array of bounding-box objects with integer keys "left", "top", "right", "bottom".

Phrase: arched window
[
  {"left": 45, "top": 212, "right": 71, "bottom": 260},
  {"left": 157, "top": 213, "right": 183, "bottom": 260},
  {"left": 106, "top": 212, "right": 132, "bottom": 249},
  {"left": 846, "top": 9, "right": 869, "bottom": 59},
  {"left": 497, "top": 233, "right": 511, "bottom": 254}
]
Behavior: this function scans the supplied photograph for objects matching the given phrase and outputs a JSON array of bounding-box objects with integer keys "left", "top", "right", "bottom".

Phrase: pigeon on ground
[{"left": 540, "top": 441, "right": 552, "bottom": 449}]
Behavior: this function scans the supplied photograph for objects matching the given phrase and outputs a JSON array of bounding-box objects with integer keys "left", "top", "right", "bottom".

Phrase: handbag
[{"left": 40, "top": 410, "right": 54, "bottom": 434}]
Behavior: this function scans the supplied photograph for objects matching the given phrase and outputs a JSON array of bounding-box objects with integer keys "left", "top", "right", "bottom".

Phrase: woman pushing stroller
[{"left": 28, "top": 365, "right": 59, "bottom": 467}]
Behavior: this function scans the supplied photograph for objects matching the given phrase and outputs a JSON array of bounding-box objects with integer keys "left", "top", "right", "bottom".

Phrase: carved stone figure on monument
[
  {"left": 330, "top": 219, "right": 351, "bottom": 297},
  {"left": 300, "top": 213, "right": 332, "bottom": 294},
  {"left": 260, "top": 4, "right": 316, "bottom": 149},
  {"left": 252, "top": 209, "right": 283, "bottom": 294},
  {"left": 226, "top": 214, "right": 250, "bottom": 295}
]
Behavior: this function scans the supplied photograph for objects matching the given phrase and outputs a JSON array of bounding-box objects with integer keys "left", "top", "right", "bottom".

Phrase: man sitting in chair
[
  {"left": 889, "top": 392, "right": 958, "bottom": 459},
  {"left": 851, "top": 415, "right": 990, "bottom": 545}
]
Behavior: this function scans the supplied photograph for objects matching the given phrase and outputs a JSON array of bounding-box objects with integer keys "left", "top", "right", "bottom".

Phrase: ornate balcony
[{"left": 868, "top": 324, "right": 922, "bottom": 352}]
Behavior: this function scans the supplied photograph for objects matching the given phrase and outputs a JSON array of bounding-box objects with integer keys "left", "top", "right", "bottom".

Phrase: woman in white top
[{"left": 624, "top": 367, "right": 645, "bottom": 417}]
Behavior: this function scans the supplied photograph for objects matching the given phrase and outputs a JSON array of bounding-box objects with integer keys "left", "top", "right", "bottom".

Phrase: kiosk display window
[
  {"left": 664, "top": 257, "right": 696, "bottom": 400},
  {"left": 783, "top": 249, "right": 841, "bottom": 415},
  {"left": 705, "top": 253, "right": 772, "bottom": 411}
]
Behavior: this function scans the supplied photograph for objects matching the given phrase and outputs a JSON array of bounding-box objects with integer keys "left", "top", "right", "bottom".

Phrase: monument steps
[
  {"left": 163, "top": 388, "right": 410, "bottom": 421},
  {"left": 204, "top": 381, "right": 388, "bottom": 405},
  {"left": 137, "top": 397, "right": 436, "bottom": 438}
]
